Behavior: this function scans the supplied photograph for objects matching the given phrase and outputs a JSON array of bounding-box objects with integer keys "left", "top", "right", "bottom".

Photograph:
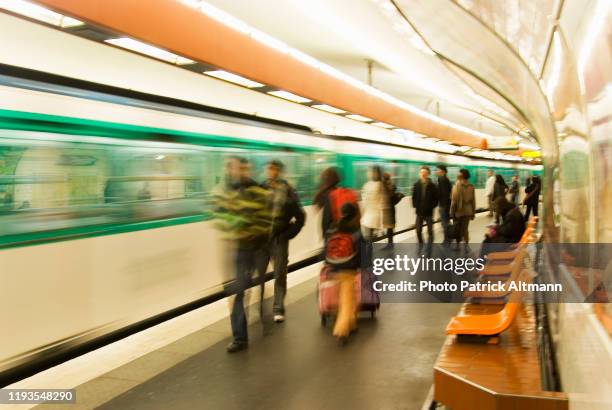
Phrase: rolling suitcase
[{"left": 318, "top": 266, "right": 379, "bottom": 325}]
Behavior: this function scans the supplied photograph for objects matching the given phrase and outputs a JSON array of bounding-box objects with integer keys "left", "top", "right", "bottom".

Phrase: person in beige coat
[
  {"left": 450, "top": 168, "right": 476, "bottom": 251},
  {"left": 361, "top": 165, "right": 390, "bottom": 242}
]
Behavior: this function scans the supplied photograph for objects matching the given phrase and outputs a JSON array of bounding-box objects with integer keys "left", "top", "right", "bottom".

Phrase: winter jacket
[
  {"left": 450, "top": 180, "right": 476, "bottom": 218},
  {"left": 524, "top": 181, "right": 541, "bottom": 206},
  {"left": 212, "top": 177, "right": 273, "bottom": 250},
  {"left": 361, "top": 181, "right": 390, "bottom": 229},
  {"left": 496, "top": 207, "right": 525, "bottom": 243},
  {"left": 260, "top": 178, "right": 305, "bottom": 240},
  {"left": 411, "top": 178, "right": 438, "bottom": 217},
  {"left": 493, "top": 181, "right": 508, "bottom": 201},
  {"left": 437, "top": 175, "right": 452, "bottom": 209}
]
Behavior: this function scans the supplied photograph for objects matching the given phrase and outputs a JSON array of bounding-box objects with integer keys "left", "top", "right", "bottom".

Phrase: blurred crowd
[{"left": 212, "top": 156, "right": 541, "bottom": 349}]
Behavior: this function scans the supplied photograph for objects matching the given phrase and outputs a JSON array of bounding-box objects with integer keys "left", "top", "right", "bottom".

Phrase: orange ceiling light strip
[{"left": 34, "top": 0, "right": 486, "bottom": 148}]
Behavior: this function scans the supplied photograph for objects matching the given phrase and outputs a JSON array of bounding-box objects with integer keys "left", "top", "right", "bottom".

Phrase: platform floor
[{"left": 35, "top": 216, "right": 491, "bottom": 410}]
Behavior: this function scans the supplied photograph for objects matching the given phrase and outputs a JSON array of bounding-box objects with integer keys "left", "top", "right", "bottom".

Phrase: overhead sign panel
[{"left": 486, "top": 136, "right": 519, "bottom": 150}]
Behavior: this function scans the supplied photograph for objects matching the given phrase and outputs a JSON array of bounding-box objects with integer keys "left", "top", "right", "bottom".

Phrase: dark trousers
[
  {"left": 258, "top": 236, "right": 289, "bottom": 315},
  {"left": 362, "top": 227, "right": 376, "bottom": 266},
  {"left": 525, "top": 202, "right": 539, "bottom": 222},
  {"left": 386, "top": 228, "right": 394, "bottom": 244},
  {"left": 455, "top": 216, "right": 471, "bottom": 243},
  {"left": 439, "top": 206, "right": 450, "bottom": 243},
  {"left": 511, "top": 193, "right": 519, "bottom": 205},
  {"left": 415, "top": 215, "right": 433, "bottom": 244},
  {"left": 230, "top": 247, "right": 258, "bottom": 343}
]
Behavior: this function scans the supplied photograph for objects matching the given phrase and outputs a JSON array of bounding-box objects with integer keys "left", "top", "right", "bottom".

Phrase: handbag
[{"left": 446, "top": 221, "right": 460, "bottom": 240}]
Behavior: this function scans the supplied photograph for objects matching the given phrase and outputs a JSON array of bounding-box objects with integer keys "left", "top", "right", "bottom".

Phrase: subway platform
[{"left": 29, "top": 217, "right": 491, "bottom": 410}]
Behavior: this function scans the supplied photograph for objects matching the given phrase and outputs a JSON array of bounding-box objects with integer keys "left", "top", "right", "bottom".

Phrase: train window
[{"left": 0, "top": 132, "right": 213, "bottom": 241}]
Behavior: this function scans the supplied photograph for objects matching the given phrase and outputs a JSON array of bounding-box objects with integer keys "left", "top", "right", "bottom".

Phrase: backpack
[
  {"left": 325, "top": 231, "right": 358, "bottom": 266},
  {"left": 328, "top": 187, "right": 358, "bottom": 222}
]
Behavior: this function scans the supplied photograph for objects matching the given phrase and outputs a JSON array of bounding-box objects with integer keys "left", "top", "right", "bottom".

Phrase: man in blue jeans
[
  {"left": 212, "top": 156, "right": 272, "bottom": 353},
  {"left": 436, "top": 165, "right": 452, "bottom": 245},
  {"left": 258, "top": 160, "right": 305, "bottom": 323}
]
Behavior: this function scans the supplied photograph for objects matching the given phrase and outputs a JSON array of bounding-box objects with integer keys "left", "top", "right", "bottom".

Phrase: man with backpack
[
  {"left": 258, "top": 160, "right": 305, "bottom": 323},
  {"left": 412, "top": 166, "right": 439, "bottom": 246}
]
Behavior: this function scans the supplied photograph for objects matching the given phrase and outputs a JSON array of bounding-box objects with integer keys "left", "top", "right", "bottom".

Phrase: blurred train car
[{"left": 0, "top": 75, "right": 541, "bottom": 378}]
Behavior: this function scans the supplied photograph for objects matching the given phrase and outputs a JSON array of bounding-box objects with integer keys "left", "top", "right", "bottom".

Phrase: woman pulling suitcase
[{"left": 314, "top": 167, "right": 378, "bottom": 344}]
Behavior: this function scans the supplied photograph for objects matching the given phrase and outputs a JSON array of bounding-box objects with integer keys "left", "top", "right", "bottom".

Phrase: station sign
[
  {"left": 486, "top": 136, "right": 520, "bottom": 150},
  {"left": 521, "top": 150, "right": 541, "bottom": 158}
]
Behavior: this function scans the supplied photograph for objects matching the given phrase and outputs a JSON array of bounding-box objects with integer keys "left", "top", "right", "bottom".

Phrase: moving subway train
[{"left": 0, "top": 71, "right": 541, "bottom": 380}]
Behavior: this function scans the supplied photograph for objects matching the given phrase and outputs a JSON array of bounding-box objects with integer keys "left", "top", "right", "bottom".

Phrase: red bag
[
  {"left": 328, "top": 187, "right": 358, "bottom": 222},
  {"left": 325, "top": 232, "right": 358, "bottom": 265}
]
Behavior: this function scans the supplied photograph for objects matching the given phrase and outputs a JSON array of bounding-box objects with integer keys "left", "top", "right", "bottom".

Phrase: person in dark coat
[
  {"left": 523, "top": 175, "right": 541, "bottom": 222},
  {"left": 508, "top": 175, "right": 520, "bottom": 205},
  {"left": 383, "top": 172, "right": 404, "bottom": 246},
  {"left": 480, "top": 197, "right": 525, "bottom": 257},
  {"left": 435, "top": 165, "right": 452, "bottom": 244},
  {"left": 412, "top": 166, "right": 438, "bottom": 245},
  {"left": 492, "top": 174, "right": 508, "bottom": 223}
]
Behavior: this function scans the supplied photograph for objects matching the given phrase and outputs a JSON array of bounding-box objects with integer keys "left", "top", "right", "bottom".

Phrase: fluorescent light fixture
[
  {"left": 105, "top": 38, "right": 195, "bottom": 65},
  {"left": 267, "top": 90, "right": 311, "bottom": 103},
  {"left": 189, "top": 0, "right": 490, "bottom": 141},
  {"left": 346, "top": 114, "right": 373, "bottom": 122},
  {"left": 519, "top": 143, "right": 541, "bottom": 151},
  {"left": 203, "top": 70, "right": 263, "bottom": 88},
  {"left": 372, "top": 122, "right": 394, "bottom": 129},
  {"left": 312, "top": 104, "right": 346, "bottom": 114},
  {"left": 1, "top": 0, "right": 84, "bottom": 27}
]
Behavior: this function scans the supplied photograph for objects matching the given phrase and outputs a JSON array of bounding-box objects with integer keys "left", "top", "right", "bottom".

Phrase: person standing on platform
[
  {"left": 383, "top": 172, "right": 403, "bottom": 248},
  {"left": 523, "top": 175, "right": 541, "bottom": 222},
  {"left": 492, "top": 175, "right": 509, "bottom": 223},
  {"left": 485, "top": 169, "right": 496, "bottom": 216},
  {"left": 509, "top": 175, "right": 520, "bottom": 205},
  {"left": 412, "top": 166, "right": 438, "bottom": 247},
  {"left": 450, "top": 168, "right": 476, "bottom": 253},
  {"left": 435, "top": 165, "right": 452, "bottom": 245},
  {"left": 212, "top": 156, "right": 272, "bottom": 353},
  {"left": 258, "top": 160, "right": 305, "bottom": 324},
  {"left": 361, "top": 165, "right": 389, "bottom": 244}
]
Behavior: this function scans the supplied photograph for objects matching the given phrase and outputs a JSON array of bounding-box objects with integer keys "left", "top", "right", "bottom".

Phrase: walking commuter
[
  {"left": 325, "top": 202, "right": 362, "bottom": 342},
  {"left": 450, "top": 168, "right": 476, "bottom": 253},
  {"left": 436, "top": 165, "right": 452, "bottom": 245},
  {"left": 212, "top": 156, "right": 272, "bottom": 353},
  {"left": 509, "top": 175, "right": 520, "bottom": 205},
  {"left": 523, "top": 175, "right": 541, "bottom": 222},
  {"left": 383, "top": 172, "right": 403, "bottom": 247},
  {"left": 485, "top": 169, "right": 496, "bottom": 216},
  {"left": 258, "top": 160, "right": 305, "bottom": 323},
  {"left": 492, "top": 175, "right": 508, "bottom": 223},
  {"left": 361, "top": 165, "right": 390, "bottom": 244},
  {"left": 411, "top": 166, "right": 438, "bottom": 246},
  {"left": 314, "top": 167, "right": 349, "bottom": 237}
]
